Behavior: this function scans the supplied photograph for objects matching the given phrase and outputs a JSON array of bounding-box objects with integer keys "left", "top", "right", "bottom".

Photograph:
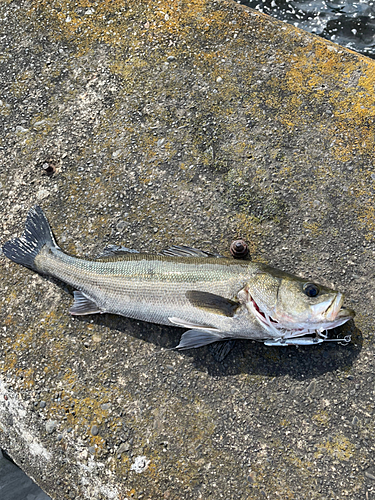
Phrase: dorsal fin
[
  {"left": 96, "top": 244, "right": 139, "bottom": 259},
  {"left": 159, "top": 245, "right": 223, "bottom": 258}
]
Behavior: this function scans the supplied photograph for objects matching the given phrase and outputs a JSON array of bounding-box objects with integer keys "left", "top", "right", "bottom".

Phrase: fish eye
[{"left": 303, "top": 283, "right": 320, "bottom": 297}]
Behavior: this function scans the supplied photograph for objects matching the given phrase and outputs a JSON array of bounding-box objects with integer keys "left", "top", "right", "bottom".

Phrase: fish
[{"left": 2, "top": 206, "right": 355, "bottom": 349}]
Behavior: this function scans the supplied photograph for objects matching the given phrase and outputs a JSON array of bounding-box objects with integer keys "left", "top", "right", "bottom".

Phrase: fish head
[{"left": 244, "top": 266, "right": 355, "bottom": 336}]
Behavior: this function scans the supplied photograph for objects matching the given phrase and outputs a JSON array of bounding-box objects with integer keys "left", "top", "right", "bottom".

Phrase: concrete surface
[{"left": 0, "top": 0, "right": 374, "bottom": 499}]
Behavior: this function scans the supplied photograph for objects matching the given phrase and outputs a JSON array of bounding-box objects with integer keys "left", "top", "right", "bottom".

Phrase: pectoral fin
[
  {"left": 176, "top": 329, "right": 227, "bottom": 349},
  {"left": 69, "top": 291, "right": 102, "bottom": 315},
  {"left": 209, "top": 340, "right": 237, "bottom": 361},
  {"left": 186, "top": 291, "right": 239, "bottom": 317}
]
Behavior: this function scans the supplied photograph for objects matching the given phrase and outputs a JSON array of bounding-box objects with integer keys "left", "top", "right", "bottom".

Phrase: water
[
  {"left": 239, "top": 0, "right": 375, "bottom": 59},
  {"left": 0, "top": 450, "right": 52, "bottom": 500}
]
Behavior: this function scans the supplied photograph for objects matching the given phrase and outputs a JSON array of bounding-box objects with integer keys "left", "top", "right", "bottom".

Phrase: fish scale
[
  {"left": 35, "top": 246, "right": 256, "bottom": 330},
  {"left": 2, "top": 206, "right": 355, "bottom": 349}
]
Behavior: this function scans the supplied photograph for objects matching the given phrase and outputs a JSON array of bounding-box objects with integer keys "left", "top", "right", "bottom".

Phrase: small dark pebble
[
  {"left": 306, "top": 380, "right": 317, "bottom": 395},
  {"left": 41, "top": 160, "right": 57, "bottom": 176},
  {"left": 118, "top": 442, "right": 130, "bottom": 454},
  {"left": 91, "top": 425, "right": 99, "bottom": 436},
  {"left": 40, "top": 401, "right": 46, "bottom": 408},
  {"left": 46, "top": 420, "right": 57, "bottom": 434},
  {"left": 248, "top": 471, "right": 256, "bottom": 483}
]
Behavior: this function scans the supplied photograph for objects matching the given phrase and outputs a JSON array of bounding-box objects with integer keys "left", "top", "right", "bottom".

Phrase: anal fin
[
  {"left": 69, "top": 291, "right": 102, "bottom": 315},
  {"left": 176, "top": 329, "right": 226, "bottom": 349}
]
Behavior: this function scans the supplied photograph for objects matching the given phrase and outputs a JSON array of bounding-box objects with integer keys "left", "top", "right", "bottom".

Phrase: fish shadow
[
  {"left": 203, "top": 321, "right": 362, "bottom": 381},
  {"left": 75, "top": 308, "right": 361, "bottom": 381}
]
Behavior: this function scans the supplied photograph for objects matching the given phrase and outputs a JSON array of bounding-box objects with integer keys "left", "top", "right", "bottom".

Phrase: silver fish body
[
  {"left": 35, "top": 247, "right": 262, "bottom": 336},
  {"left": 2, "top": 207, "right": 355, "bottom": 349}
]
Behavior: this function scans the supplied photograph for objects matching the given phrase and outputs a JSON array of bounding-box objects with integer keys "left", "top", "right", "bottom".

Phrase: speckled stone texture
[{"left": 0, "top": 1, "right": 374, "bottom": 499}]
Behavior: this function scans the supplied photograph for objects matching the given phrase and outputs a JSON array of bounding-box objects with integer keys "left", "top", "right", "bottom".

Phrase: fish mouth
[
  {"left": 309, "top": 292, "right": 344, "bottom": 321},
  {"left": 321, "top": 303, "right": 355, "bottom": 329},
  {"left": 336, "top": 307, "right": 355, "bottom": 320},
  {"left": 319, "top": 292, "right": 355, "bottom": 327},
  {"left": 247, "top": 292, "right": 354, "bottom": 339},
  {"left": 323, "top": 292, "right": 344, "bottom": 321}
]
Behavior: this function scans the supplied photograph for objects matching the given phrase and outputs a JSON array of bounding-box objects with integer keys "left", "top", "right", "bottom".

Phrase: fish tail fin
[{"left": 2, "top": 206, "right": 58, "bottom": 271}]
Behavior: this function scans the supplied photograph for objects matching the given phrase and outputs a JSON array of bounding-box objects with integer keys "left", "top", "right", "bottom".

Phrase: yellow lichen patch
[
  {"left": 286, "top": 454, "right": 313, "bottom": 470},
  {"left": 312, "top": 410, "right": 330, "bottom": 426},
  {"left": 15, "top": 367, "right": 35, "bottom": 389},
  {"left": 4, "top": 327, "right": 35, "bottom": 355},
  {"left": 4, "top": 314, "right": 14, "bottom": 326},
  {"left": 89, "top": 434, "right": 107, "bottom": 449},
  {"left": 61, "top": 368, "right": 79, "bottom": 389},
  {"left": 359, "top": 204, "right": 375, "bottom": 241},
  {"left": 44, "top": 366, "right": 135, "bottom": 454},
  {"left": 302, "top": 221, "right": 323, "bottom": 237},
  {"left": 28, "top": 0, "right": 137, "bottom": 54},
  {"left": 247, "top": 458, "right": 298, "bottom": 499},
  {"left": 9, "top": 71, "right": 34, "bottom": 99},
  {"left": 288, "top": 42, "right": 355, "bottom": 86},
  {"left": 279, "top": 39, "right": 375, "bottom": 162},
  {"left": 26, "top": 0, "right": 211, "bottom": 58},
  {"left": 347, "top": 168, "right": 375, "bottom": 240},
  {"left": 331, "top": 65, "right": 375, "bottom": 123},
  {"left": 327, "top": 71, "right": 375, "bottom": 161},
  {"left": 1, "top": 353, "right": 17, "bottom": 372},
  {"left": 69, "top": 398, "right": 109, "bottom": 426},
  {"left": 315, "top": 435, "right": 354, "bottom": 461},
  {"left": 109, "top": 57, "right": 149, "bottom": 89},
  {"left": 280, "top": 419, "right": 290, "bottom": 427}
]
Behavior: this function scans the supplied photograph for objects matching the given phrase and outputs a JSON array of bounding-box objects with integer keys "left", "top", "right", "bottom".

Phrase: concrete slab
[{"left": 0, "top": 0, "right": 374, "bottom": 499}]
